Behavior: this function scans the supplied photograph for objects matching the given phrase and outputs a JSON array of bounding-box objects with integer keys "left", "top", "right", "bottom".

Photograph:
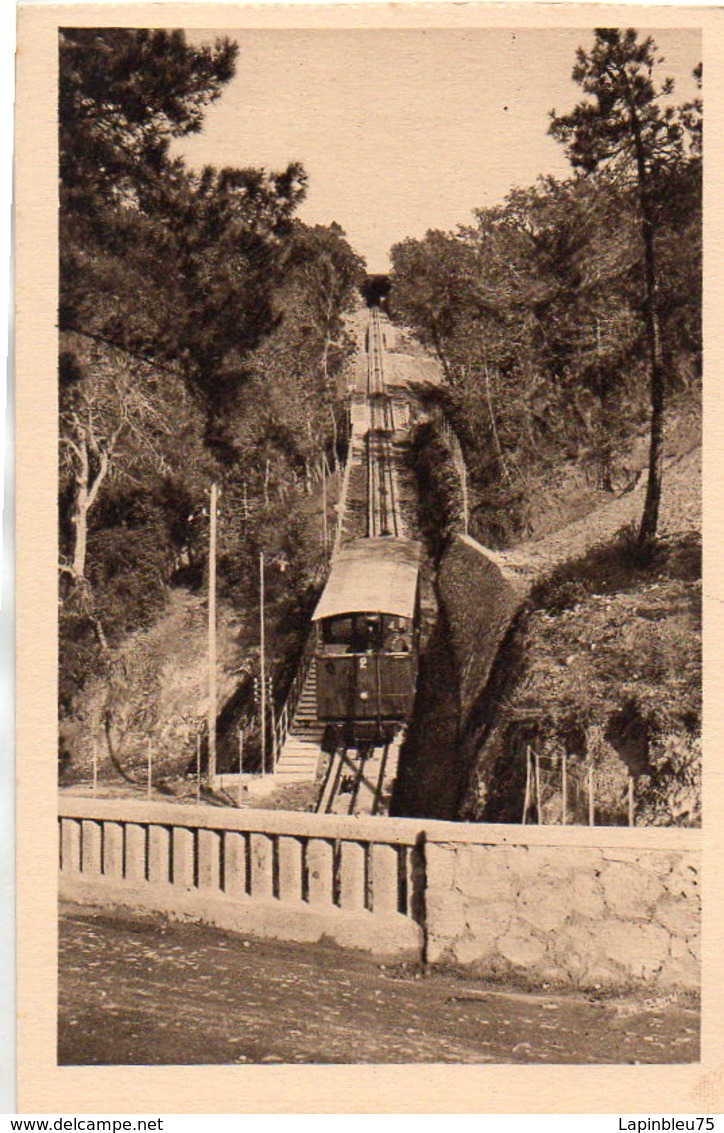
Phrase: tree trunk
[
  {"left": 67, "top": 436, "right": 110, "bottom": 583},
  {"left": 90, "top": 614, "right": 109, "bottom": 651},
  {"left": 638, "top": 342, "right": 665, "bottom": 546},
  {"left": 264, "top": 459, "right": 271, "bottom": 505},
  {"left": 483, "top": 363, "right": 514, "bottom": 487},
  {"left": 321, "top": 335, "right": 331, "bottom": 385},
  {"left": 628, "top": 98, "right": 666, "bottom": 548},
  {"left": 430, "top": 324, "right": 452, "bottom": 383},
  {"left": 72, "top": 487, "right": 89, "bottom": 579},
  {"left": 329, "top": 407, "right": 339, "bottom": 473}
]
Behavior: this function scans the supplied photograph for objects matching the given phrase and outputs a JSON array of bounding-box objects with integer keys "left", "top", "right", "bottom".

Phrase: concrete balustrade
[
  {"left": 58, "top": 797, "right": 701, "bottom": 989},
  {"left": 59, "top": 798, "right": 426, "bottom": 957}
]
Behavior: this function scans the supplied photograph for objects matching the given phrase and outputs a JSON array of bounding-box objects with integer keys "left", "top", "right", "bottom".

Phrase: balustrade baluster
[
  {"left": 278, "top": 836, "right": 303, "bottom": 902},
  {"left": 81, "top": 820, "right": 102, "bottom": 876},
  {"left": 223, "top": 831, "right": 247, "bottom": 897},
  {"left": 61, "top": 818, "right": 81, "bottom": 875},
  {"left": 197, "top": 829, "right": 221, "bottom": 889},
  {"left": 339, "top": 841, "right": 366, "bottom": 910},
  {"left": 148, "top": 825, "right": 171, "bottom": 885},
  {"left": 125, "top": 824, "right": 147, "bottom": 882},
  {"left": 370, "top": 842, "right": 400, "bottom": 914},
  {"left": 172, "top": 827, "right": 195, "bottom": 888},
  {"left": 103, "top": 822, "right": 124, "bottom": 879},
  {"left": 249, "top": 833, "right": 274, "bottom": 898},
  {"left": 306, "top": 838, "right": 334, "bottom": 906}
]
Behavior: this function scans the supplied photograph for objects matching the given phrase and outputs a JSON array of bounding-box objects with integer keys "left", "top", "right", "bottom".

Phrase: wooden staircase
[{"left": 274, "top": 659, "right": 325, "bottom": 783}]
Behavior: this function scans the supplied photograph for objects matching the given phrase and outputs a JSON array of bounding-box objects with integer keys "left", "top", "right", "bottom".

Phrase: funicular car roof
[{"left": 312, "top": 537, "right": 422, "bottom": 622}]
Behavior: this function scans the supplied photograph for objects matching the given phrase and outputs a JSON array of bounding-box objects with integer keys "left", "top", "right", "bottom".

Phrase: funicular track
[
  {"left": 317, "top": 739, "right": 395, "bottom": 816},
  {"left": 315, "top": 309, "right": 406, "bottom": 815},
  {"left": 366, "top": 310, "right": 402, "bottom": 540}
]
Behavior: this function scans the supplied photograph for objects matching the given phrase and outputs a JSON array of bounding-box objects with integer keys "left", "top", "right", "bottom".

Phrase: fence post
[
  {"left": 561, "top": 750, "right": 567, "bottom": 825},
  {"left": 628, "top": 774, "right": 635, "bottom": 827},
  {"left": 196, "top": 734, "right": 201, "bottom": 805},
  {"left": 588, "top": 761, "right": 595, "bottom": 827},
  {"left": 534, "top": 748, "right": 542, "bottom": 824},
  {"left": 522, "top": 746, "right": 531, "bottom": 825},
  {"left": 237, "top": 728, "right": 244, "bottom": 809}
]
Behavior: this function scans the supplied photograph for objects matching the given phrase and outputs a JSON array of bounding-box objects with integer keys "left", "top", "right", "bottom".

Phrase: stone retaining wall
[
  {"left": 425, "top": 828, "right": 700, "bottom": 991},
  {"left": 437, "top": 533, "right": 528, "bottom": 730}
]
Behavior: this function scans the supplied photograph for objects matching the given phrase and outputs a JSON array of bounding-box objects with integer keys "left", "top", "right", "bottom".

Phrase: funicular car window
[
  {"left": 383, "top": 615, "right": 411, "bottom": 652},
  {"left": 322, "top": 614, "right": 389, "bottom": 651},
  {"left": 323, "top": 616, "right": 354, "bottom": 646}
]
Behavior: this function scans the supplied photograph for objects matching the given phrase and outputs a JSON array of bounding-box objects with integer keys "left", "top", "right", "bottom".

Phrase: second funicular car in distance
[{"left": 312, "top": 537, "right": 423, "bottom": 745}]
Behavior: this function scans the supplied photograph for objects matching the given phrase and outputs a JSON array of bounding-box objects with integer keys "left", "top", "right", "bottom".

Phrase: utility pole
[
  {"left": 237, "top": 728, "right": 244, "bottom": 808},
  {"left": 208, "top": 482, "right": 218, "bottom": 784},
  {"left": 322, "top": 455, "right": 328, "bottom": 558},
  {"left": 196, "top": 733, "right": 201, "bottom": 804},
  {"left": 260, "top": 550, "right": 266, "bottom": 774}
]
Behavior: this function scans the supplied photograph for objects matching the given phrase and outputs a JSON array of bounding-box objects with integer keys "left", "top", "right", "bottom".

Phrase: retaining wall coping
[
  {"left": 58, "top": 794, "right": 700, "bottom": 851},
  {"left": 451, "top": 532, "right": 528, "bottom": 586},
  {"left": 444, "top": 534, "right": 530, "bottom": 598}
]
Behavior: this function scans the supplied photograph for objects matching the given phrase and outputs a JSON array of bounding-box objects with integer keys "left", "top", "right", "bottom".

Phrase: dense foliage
[
  {"left": 58, "top": 29, "right": 365, "bottom": 751},
  {"left": 389, "top": 31, "right": 701, "bottom": 549}
]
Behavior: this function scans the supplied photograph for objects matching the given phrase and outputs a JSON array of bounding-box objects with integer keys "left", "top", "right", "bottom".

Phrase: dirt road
[{"left": 59, "top": 905, "right": 699, "bottom": 1066}]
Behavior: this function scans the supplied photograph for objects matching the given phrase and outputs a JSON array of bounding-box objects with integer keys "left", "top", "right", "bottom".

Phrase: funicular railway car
[{"left": 312, "top": 537, "right": 423, "bottom": 744}]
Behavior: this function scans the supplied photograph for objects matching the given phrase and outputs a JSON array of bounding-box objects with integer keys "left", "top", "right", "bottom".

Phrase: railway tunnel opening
[{"left": 360, "top": 274, "right": 390, "bottom": 309}]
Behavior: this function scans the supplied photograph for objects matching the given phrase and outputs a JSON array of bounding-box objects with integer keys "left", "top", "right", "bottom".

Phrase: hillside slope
[{"left": 464, "top": 442, "right": 701, "bottom": 827}]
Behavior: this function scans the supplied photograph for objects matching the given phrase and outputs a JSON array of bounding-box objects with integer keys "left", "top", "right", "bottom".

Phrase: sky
[{"left": 174, "top": 28, "right": 701, "bottom": 274}]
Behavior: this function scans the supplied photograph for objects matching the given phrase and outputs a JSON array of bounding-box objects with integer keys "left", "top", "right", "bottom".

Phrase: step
[
  {"left": 281, "top": 747, "right": 323, "bottom": 761},
  {"left": 276, "top": 761, "right": 322, "bottom": 778},
  {"left": 279, "top": 734, "right": 323, "bottom": 750},
  {"left": 276, "top": 772, "right": 317, "bottom": 780}
]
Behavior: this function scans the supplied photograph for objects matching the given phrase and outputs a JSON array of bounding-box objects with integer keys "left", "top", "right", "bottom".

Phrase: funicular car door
[
  {"left": 317, "top": 652, "right": 355, "bottom": 720},
  {"left": 354, "top": 652, "right": 379, "bottom": 719},
  {"left": 378, "top": 654, "right": 414, "bottom": 717}
]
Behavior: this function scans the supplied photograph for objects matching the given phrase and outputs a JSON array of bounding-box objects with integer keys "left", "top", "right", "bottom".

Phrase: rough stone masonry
[{"left": 424, "top": 837, "right": 699, "bottom": 991}]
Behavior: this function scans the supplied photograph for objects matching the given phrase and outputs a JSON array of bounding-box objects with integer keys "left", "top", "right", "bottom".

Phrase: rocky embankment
[{"left": 394, "top": 441, "right": 701, "bottom": 826}]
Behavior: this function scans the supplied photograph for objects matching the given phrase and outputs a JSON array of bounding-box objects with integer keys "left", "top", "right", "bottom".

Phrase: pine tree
[{"left": 550, "top": 28, "right": 692, "bottom": 546}]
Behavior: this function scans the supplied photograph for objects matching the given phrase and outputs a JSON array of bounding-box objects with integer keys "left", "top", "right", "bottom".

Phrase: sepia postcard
[{"left": 13, "top": 0, "right": 724, "bottom": 1114}]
